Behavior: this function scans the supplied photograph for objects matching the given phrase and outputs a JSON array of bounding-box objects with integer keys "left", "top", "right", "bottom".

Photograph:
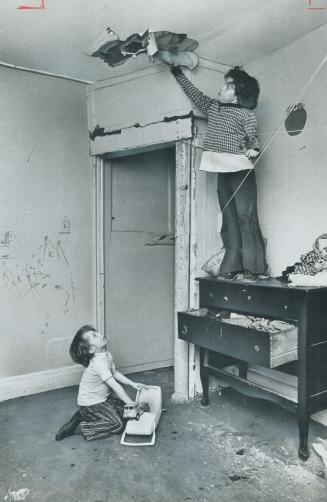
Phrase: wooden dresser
[{"left": 178, "top": 276, "right": 327, "bottom": 460}]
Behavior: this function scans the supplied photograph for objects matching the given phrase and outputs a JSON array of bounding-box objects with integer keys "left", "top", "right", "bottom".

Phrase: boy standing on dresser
[{"left": 171, "top": 65, "right": 268, "bottom": 279}]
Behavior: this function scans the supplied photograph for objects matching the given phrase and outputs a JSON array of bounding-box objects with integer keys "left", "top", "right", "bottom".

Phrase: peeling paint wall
[
  {"left": 0, "top": 67, "right": 95, "bottom": 379},
  {"left": 248, "top": 24, "right": 327, "bottom": 276}
]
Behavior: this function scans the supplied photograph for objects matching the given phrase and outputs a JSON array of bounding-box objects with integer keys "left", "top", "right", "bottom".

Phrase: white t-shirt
[{"left": 77, "top": 351, "right": 115, "bottom": 407}]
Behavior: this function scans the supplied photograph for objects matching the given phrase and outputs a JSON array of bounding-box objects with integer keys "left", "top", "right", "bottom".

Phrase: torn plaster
[
  {"left": 86, "top": 28, "right": 199, "bottom": 70},
  {"left": 284, "top": 103, "right": 307, "bottom": 136},
  {"left": 89, "top": 112, "right": 193, "bottom": 141}
]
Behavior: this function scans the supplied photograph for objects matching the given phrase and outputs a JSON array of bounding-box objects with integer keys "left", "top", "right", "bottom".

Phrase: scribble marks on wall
[{"left": 1, "top": 233, "right": 77, "bottom": 314}]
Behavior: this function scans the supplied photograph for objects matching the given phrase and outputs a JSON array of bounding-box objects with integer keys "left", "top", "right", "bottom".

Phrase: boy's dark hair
[
  {"left": 70, "top": 325, "right": 96, "bottom": 367},
  {"left": 225, "top": 66, "right": 260, "bottom": 110}
]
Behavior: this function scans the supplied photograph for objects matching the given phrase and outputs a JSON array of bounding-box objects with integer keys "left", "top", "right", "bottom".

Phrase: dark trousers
[
  {"left": 217, "top": 170, "right": 267, "bottom": 274},
  {"left": 79, "top": 394, "right": 125, "bottom": 441}
]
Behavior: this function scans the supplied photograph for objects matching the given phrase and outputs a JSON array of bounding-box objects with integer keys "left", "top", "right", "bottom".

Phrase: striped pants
[{"left": 79, "top": 394, "right": 125, "bottom": 441}]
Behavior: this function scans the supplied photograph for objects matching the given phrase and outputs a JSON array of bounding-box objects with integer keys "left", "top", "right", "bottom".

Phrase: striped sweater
[{"left": 175, "top": 72, "right": 261, "bottom": 155}]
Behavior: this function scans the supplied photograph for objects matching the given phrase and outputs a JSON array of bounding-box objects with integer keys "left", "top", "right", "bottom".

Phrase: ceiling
[{"left": 1, "top": 0, "right": 326, "bottom": 82}]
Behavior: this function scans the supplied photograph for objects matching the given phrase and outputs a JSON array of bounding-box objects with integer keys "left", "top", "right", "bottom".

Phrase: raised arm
[{"left": 171, "top": 66, "right": 215, "bottom": 116}]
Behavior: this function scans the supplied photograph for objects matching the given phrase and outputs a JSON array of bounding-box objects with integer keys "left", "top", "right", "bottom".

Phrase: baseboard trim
[
  {"left": 0, "top": 365, "right": 83, "bottom": 402},
  {"left": 0, "top": 360, "right": 174, "bottom": 403}
]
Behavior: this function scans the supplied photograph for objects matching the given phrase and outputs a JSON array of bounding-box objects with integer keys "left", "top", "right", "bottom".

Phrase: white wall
[
  {"left": 248, "top": 24, "right": 327, "bottom": 276},
  {"left": 0, "top": 67, "right": 95, "bottom": 393}
]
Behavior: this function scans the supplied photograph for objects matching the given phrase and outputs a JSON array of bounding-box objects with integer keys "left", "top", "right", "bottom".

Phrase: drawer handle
[
  {"left": 181, "top": 325, "right": 188, "bottom": 335},
  {"left": 247, "top": 295, "right": 252, "bottom": 301},
  {"left": 224, "top": 296, "right": 229, "bottom": 301},
  {"left": 219, "top": 327, "right": 223, "bottom": 337},
  {"left": 254, "top": 345, "right": 260, "bottom": 352},
  {"left": 209, "top": 292, "right": 214, "bottom": 299}
]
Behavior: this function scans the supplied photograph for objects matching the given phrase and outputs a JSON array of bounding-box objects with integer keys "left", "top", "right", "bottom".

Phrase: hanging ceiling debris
[{"left": 85, "top": 28, "right": 199, "bottom": 70}]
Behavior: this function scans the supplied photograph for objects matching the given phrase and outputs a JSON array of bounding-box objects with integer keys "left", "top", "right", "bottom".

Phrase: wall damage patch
[
  {"left": 89, "top": 125, "right": 122, "bottom": 141},
  {"left": 89, "top": 112, "right": 194, "bottom": 141},
  {"left": 284, "top": 103, "right": 307, "bottom": 136}
]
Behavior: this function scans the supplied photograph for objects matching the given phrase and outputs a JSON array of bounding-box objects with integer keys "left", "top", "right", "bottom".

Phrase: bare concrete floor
[{"left": 1, "top": 367, "right": 327, "bottom": 502}]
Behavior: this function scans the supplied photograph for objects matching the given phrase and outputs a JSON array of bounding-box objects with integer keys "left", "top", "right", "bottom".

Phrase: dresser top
[{"left": 197, "top": 276, "right": 327, "bottom": 292}]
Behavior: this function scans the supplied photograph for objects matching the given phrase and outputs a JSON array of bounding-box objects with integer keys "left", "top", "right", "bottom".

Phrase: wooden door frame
[
  {"left": 94, "top": 141, "right": 197, "bottom": 401},
  {"left": 94, "top": 155, "right": 106, "bottom": 335}
]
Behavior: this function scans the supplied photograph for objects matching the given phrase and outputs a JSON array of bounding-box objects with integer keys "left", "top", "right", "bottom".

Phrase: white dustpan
[{"left": 121, "top": 385, "right": 162, "bottom": 446}]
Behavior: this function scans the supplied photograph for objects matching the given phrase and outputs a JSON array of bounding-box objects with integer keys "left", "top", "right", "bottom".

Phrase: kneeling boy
[{"left": 56, "top": 325, "right": 143, "bottom": 441}]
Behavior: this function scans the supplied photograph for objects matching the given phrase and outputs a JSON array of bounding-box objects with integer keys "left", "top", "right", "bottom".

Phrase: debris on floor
[
  {"left": 312, "top": 437, "right": 327, "bottom": 469},
  {"left": 85, "top": 28, "right": 199, "bottom": 69},
  {"left": 3, "top": 489, "right": 30, "bottom": 501},
  {"left": 1, "top": 369, "right": 327, "bottom": 502},
  {"left": 184, "top": 414, "right": 326, "bottom": 489}
]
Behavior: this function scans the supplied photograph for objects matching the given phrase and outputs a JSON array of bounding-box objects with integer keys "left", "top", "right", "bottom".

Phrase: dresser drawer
[
  {"left": 178, "top": 310, "right": 298, "bottom": 369},
  {"left": 199, "top": 280, "right": 303, "bottom": 320}
]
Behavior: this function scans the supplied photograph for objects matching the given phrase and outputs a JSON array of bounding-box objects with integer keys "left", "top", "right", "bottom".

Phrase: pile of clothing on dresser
[{"left": 282, "top": 234, "right": 327, "bottom": 286}]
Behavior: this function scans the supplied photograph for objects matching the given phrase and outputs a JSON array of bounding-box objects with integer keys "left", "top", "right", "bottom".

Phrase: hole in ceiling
[{"left": 284, "top": 103, "right": 307, "bottom": 136}]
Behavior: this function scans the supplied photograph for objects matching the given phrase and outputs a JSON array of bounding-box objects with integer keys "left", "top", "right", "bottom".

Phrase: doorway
[{"left": 104, "top": 148, "right": 175, "bottom": 373}]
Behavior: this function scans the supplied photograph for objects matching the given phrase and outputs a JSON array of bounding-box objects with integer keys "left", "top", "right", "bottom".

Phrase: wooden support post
[
  {"left": 173, "top": 140, "right": 192, "bottom": 401},
  {"left": 95, "top": 157, "right": 105, "bottom": 334},
  {"left": 188, "top": 138, "right": 200, "bottom": 399}
]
